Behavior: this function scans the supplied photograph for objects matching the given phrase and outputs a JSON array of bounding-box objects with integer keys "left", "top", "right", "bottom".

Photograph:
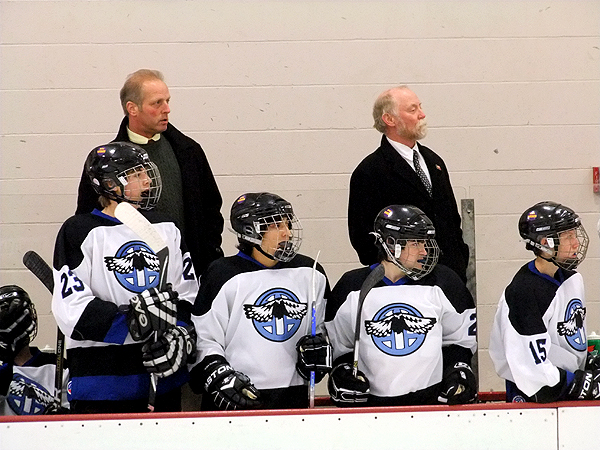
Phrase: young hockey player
[
  {"left": 326, "top": 205, "right": 477, "bottom": 406},
  {"left": 489, "top": 201, "right": 597, "bottom": 402},
  {"left": 189, "top": 192, "right": 331, "bottom": 410},
  {"left": 0, "top": 284, "right": 69, "bottom": 415},
  {"left": 52, "top": 142, "right": 197, "bottom": 413}
]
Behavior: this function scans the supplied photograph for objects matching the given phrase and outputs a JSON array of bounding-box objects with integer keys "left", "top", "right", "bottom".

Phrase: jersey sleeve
[
  {"left": 491, "top": 289, "right": 564, "bottom": 398},
  {"left": 325, "top": 270, "right": 365, "bottom": 364},
  {"left": 52, "top": 219, "right": 126, "bottom": 344}
]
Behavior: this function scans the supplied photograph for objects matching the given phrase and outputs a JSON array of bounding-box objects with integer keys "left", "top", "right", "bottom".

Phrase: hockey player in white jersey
[
  {"left": 0, "top": 285, "right": 69, "bottom": 415},
  {"left": 326, "top": 205, "right": 477, "bottom": 406},
  {"left": 189, "top": 192, "right": 332, "bottom": 410},
  {"left": 489, "top": 201, "right": 597, "bottom": 402},
  {"left": 52, "top": 142, "right": 197, "bottom": 413}
]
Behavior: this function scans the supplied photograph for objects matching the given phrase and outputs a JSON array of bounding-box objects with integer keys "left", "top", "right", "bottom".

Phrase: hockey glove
[
  {"left": 0, "top": 298, "right": 36, "bottom": 362},
  {"left": 567, "top": 369, "right": 600, "bottom": 400},
  {"left": 328, "top": 363, "right": 370, "bottom": 407},
  {"left": 127, "top": 285, "right": 178, "bottom": 341},
  {"left": 204, "top": 360, "right": 262, "bottom": 410},
  {"left": 585, "top": 351, "right": 600, "bottom": 371},
  {"left": 296, "top": 333, "right": 332, "bottom": 382},
  {"left": 142, "top": 325, "right": 197, "bottom": 378},
  {"left": 438, "top": 362, "right": 478, "bottom": 405}
]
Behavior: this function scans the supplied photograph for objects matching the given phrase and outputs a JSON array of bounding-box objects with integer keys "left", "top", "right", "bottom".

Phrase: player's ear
[
  {"left": 126, "top": 101, "right": 139, "bottom": 117},
  {"left": 382, "top": 112, "right": 396, "bottom": 127}
]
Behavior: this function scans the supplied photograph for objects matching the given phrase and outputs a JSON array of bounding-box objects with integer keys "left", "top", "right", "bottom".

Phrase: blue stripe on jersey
[
  {"left": 104, "top": 313, "right": 129, "bottom": 344},
  {"left": 68, "top": 370, "right": 190, "bottom": 401},
  {"left": 527, "top": 260, "right": 562, "bottom": 287}
]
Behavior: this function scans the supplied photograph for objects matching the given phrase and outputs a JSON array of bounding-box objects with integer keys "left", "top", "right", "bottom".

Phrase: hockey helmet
[
  {"left": 230, "top": 192, "right": 302, "bottom": 262},
  {"left": 85, "top": 142, "right": 162, "bottom": 210},
  {"left": 0, "top": 285, "right": 38, "bottom": 358},
  {"left": 372, "top": 205, "right": 439, "bottom": 280},
  {"left": 518, "top": 201, "right": 588, "bottom": 270}
]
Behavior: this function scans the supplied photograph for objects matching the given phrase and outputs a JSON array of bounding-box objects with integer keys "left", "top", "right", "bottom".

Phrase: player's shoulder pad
[
  {"left": 194, "top": 255, "right": 259, "bottom": 316},
  {"left": 326, "top": 267, "right": 375, "bottom": 321},
  {"left": 504, "top": 263, "right": 558, "bottom": 335},
  {"left": 284, "top": 254, "right": 328, "bottom": 277},
  {"left": 419, "top": 264, "right": 474, "bottom": 313}
]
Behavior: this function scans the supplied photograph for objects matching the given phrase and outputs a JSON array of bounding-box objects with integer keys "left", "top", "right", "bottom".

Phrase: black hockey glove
[
  {"left": 142, "top": 325, "right": 197, "bottom": 378},
  {"left": 0, "top": 298, "right": 36, "bottom": 362},
  {"left": 204, "top": 360, "right": 262, "bottom": 410},
  {"left": 328, "top": 363, "right": 370, "bottom": 407},
  {"left": 127, "top": 285, "right": 178, "bottom": 341},
  {"left": 296, "top": 333, "right": 332, "bottom": 383},
  {"left": 438, "top": 362, "right": 478, "bottom": 405},
  {"left": 585, "top": 351, "right": 600, "bottom": 371},
  {"left": 567, "top": 369, "right": 600, "bottom": 400}
]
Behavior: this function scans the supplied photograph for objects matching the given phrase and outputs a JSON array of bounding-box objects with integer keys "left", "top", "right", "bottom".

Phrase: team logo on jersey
[
  {"left": 243, "top": 288, "right": 307, "bottom": 342},
  {"left": 7, "top": 374, "right": 54, "bottom": 415},
  {"left": 104, "top": 241, "right": 161, "bottom": 293},
  {"left": 557, "top": 299, "right": 586, "bottom": 351},
  {"left": 365, "top": 303, "right": 436, "bottom": 356}
]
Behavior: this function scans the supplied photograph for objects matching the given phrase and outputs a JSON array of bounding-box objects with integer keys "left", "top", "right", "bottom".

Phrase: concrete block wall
[{"left": 1, "top": 0, "right": 599, "bottom": 393}]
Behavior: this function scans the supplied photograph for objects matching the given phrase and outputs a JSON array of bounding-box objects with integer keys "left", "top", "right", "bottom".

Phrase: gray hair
[
  {"left": 372, "top": 85, "right": 409, "bottom": 133},
  {"left": 119, "top": 69, "right": 165, "bottom": 115}
]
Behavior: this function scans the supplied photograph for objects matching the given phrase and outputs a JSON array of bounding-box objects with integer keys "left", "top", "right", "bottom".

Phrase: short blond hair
[
  {"left": 119, "top": 69, "right": 165, "bottom": 115},
  {"left": 372, "top": 85, "right": 409, "bottom": 133}
]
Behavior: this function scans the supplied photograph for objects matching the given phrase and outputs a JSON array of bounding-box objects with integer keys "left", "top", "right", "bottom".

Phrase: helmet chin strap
[
  {"left": 254, "top": 244, "right": 277, "bottom": 262},
  {"left": 372, "top": 232, "right": 419, "bottom": 280}
]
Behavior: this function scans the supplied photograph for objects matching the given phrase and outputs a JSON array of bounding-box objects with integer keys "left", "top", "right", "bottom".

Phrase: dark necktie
[{"left": 413, "top": 149, "right": 432, "bottom": 196}]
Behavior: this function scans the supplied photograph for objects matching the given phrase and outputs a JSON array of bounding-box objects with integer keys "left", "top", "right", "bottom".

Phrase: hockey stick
[
  {"left": 114, "top": 202, "right": 169, "bottom": 412},
  {"left": 22, "top": 250, "right": 65, "bottom": 412},
  {"left": 308, "top": 250, "right": 321, "bottom": 409},
  {"left": 352, "top": 264, "right": 385, "bottom": 378}
]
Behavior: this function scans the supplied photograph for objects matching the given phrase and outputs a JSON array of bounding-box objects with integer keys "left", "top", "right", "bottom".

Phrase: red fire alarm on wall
[{"left": 594, "top": 167, "right": 599, "bottom": 193}]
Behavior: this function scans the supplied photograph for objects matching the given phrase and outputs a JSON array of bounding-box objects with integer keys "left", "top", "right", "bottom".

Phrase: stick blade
[{"left": 23, "top": 250, "right": 54, "bottom": 292}]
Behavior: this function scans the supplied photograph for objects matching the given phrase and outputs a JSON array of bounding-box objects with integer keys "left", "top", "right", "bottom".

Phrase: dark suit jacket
[
  {"left": 348, "top": 135, "right": 469, "bottom": 281},
  {"left": 76, "top": 117, "right": 224, "bottom": 276}
]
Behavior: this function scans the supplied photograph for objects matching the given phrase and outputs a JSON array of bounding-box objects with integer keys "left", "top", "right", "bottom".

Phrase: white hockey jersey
[
  {"left": 326, "top": 264, "right": 476, "bottom": 403},
  {"left": 489, "top": 261, "right": 586, "bottom": 399},
  {"left": 52, "top": 209, "right": 198, "bottom": 402},
  {"left": 190, "top": 252, "right": 329, "bottom": 406},
  {"left": 0, "top": 348, "right": 69, "bottom": 415}
]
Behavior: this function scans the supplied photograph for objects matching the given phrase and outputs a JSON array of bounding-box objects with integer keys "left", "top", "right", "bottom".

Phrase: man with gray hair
[
  {"left": 76, "top": 69, "right": 224, "bottom": 276},
  {"left": 348, "top": 86, "right": 469, "bottom": 282}
]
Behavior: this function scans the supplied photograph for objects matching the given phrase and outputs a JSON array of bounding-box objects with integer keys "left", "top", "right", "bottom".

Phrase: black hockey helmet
[
  {"left": 372, "top": 205, "right": 439, "bottom": 280},
  {"left": 518, "top": 201, "right": 588, "bottom": 270},
  {"left": 0, "top": 285, "right": 38, "bottom": 357},
  {"left": 85, "top": 141, "right": 162, "bottom": 210},
  {"left": 230, "top": 192, "right": 302, "bottom": 262}
]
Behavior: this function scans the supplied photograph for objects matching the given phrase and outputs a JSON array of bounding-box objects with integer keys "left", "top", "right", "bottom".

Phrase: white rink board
[
  {"left": 0, "top": 407, "right": 557, "bottom": 450},
  {"left": 558, "top": 406, "right": 600, "bottom": 450}
]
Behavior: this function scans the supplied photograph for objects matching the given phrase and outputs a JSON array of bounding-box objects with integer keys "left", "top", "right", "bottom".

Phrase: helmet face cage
[
  {"left": 380, "top": 235, "right": 440, "bottom": 280},
  {"left": 113, "top": 161, "right": 162, "bottom": 210},
  {"left": 0, "top": 285, "right": 38, "bottom": 349},
  {"left": 231, "top": 193, "right": 303, "bottom": 262},
  {"left": 86, "top": 142, "right": 162, "bottom": 210},
  {"left": 255, "top": 211, "right": 303, "bottom": 262},
  {"left": 519, "top": 201, "right": 588, "bottom": 270},
  {"left": 373, "top": 205, "right": 439, "bottom": 280},
  {"left": 535, "top": 225, "right": 589, "bottom": 270}
]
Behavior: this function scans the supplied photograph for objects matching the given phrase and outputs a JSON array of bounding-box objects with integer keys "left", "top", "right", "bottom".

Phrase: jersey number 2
[
  {"left": 529, "top": 338, "right": 547, "bottom": 365},
  {"left": 60, "top": 270, "right": 84, "bottom": 298}
]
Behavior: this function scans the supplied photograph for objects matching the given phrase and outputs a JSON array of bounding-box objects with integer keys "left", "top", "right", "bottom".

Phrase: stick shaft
[
  {"left": 308, "top": 250, "right": 321, "bottom": 409},
  {"left": 352, "top": 264, "right": 385, "bottom": 378},
  {"left": 22, "top": 250, "right": 65, "bottom": 409}
]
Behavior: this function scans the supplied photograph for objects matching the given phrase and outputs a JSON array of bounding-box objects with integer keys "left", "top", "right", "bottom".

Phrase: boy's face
[
  {"left": 260, "top": 219, "right": 291, "bottom": 257},
  {"left": 554, "top": 229, "right": 580, "bottom": 264},
  {"left": 397, "top": 240, "right": 428, "bottom": 271},
  {"left": 122, "top": 167, "right": 151, "bottom": 204}
]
